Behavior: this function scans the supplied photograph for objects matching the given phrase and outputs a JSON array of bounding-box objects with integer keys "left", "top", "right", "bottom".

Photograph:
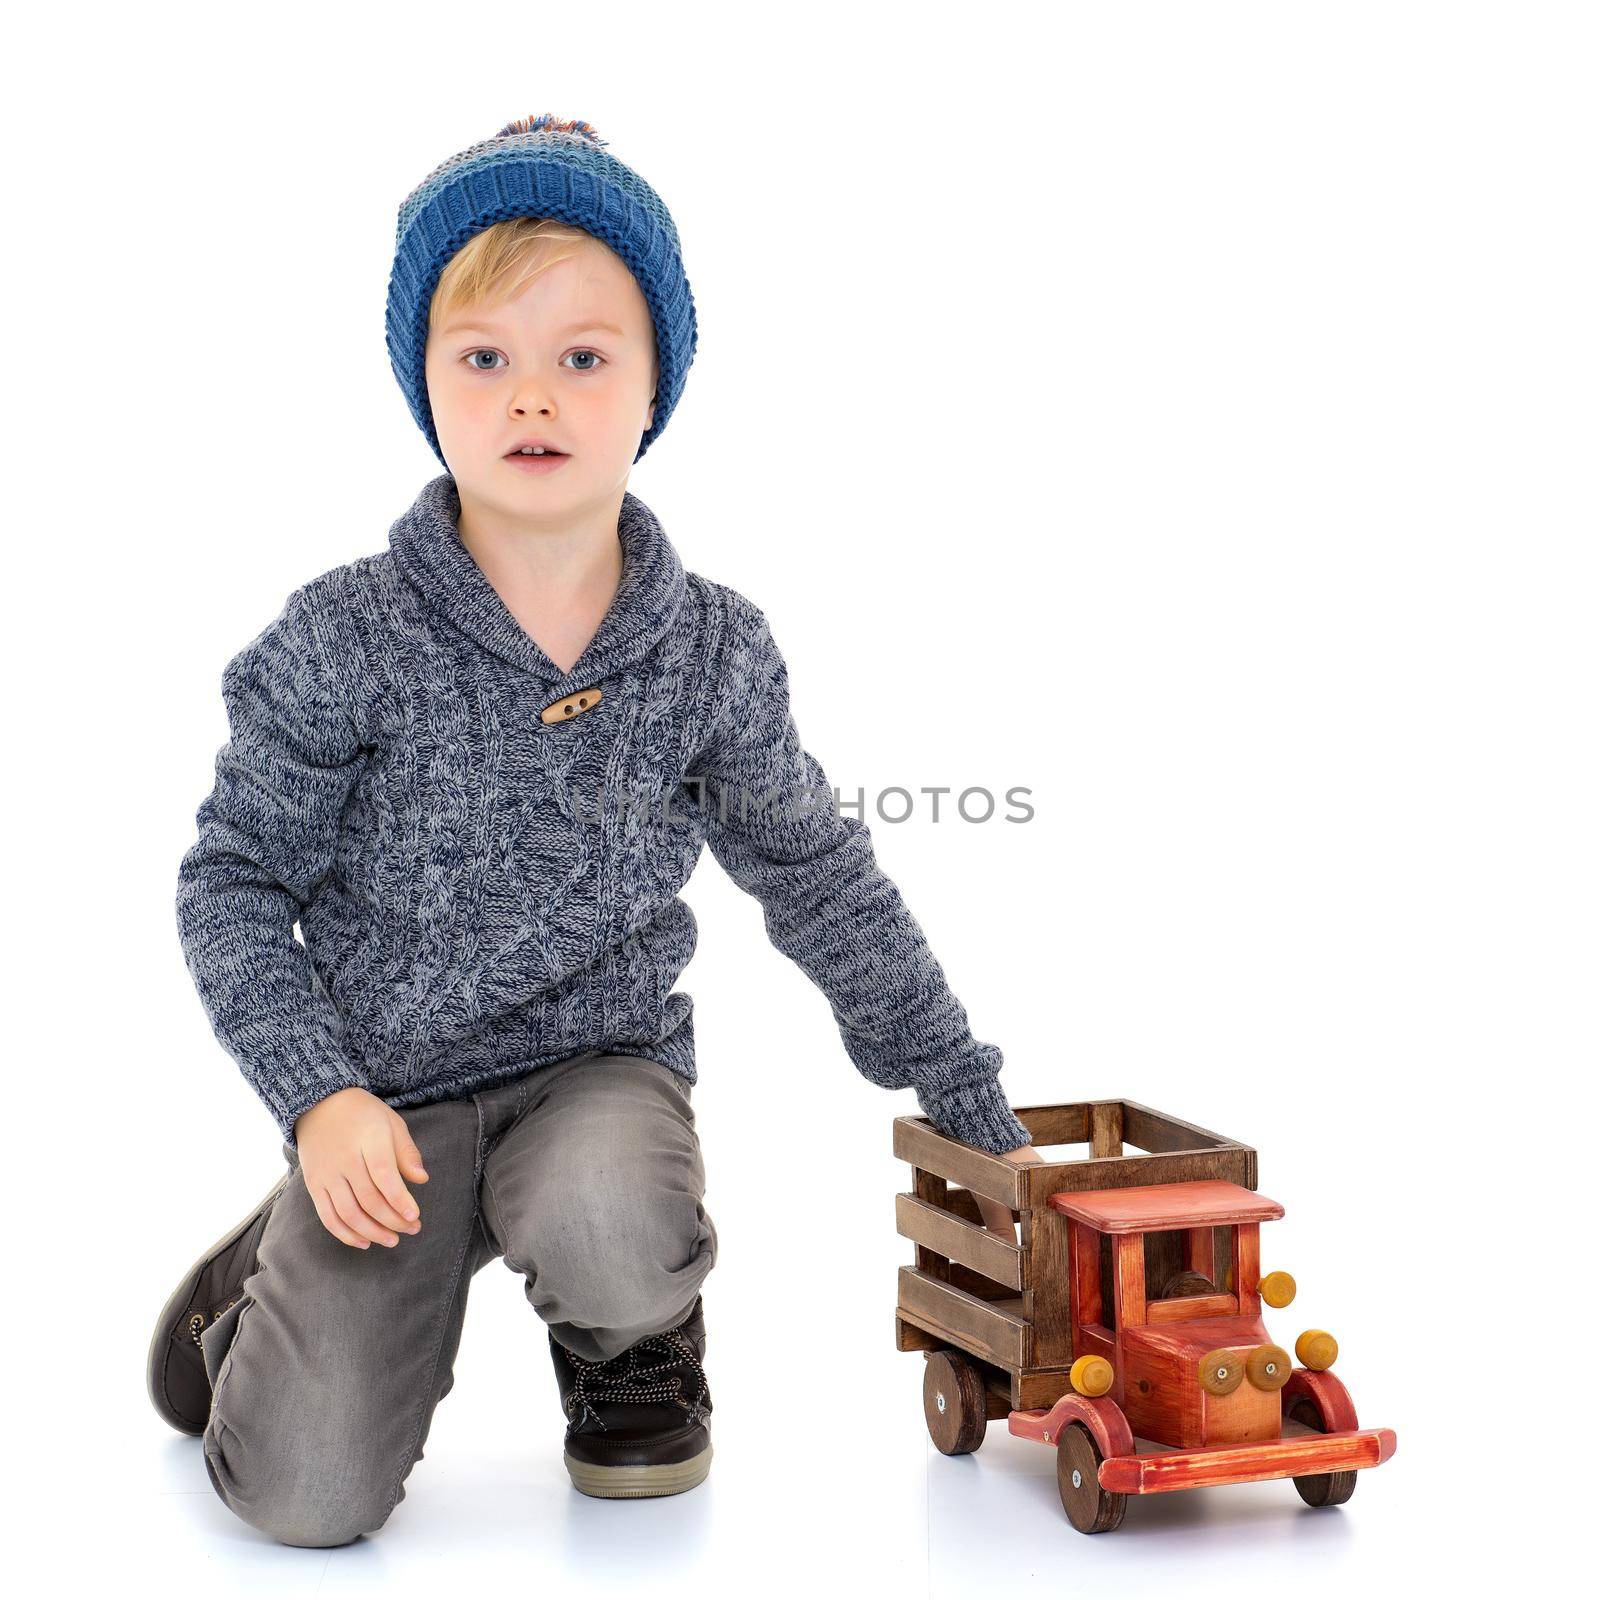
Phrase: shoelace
[{"left": 564, "top": 1327, "right": 710, "bottom": 1432}]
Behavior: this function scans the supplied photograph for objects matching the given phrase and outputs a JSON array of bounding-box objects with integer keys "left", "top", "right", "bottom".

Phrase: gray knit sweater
[{"left": 176, "top": 474, "right": 1032, "bottom": 1154}]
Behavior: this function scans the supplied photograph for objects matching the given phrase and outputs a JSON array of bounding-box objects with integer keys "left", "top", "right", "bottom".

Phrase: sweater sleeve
[
  {"left": 693, "top": 592, "right": 1033, "bottom": 1154},
  {"left": 176, "top": 582, "right": 372, "bottom": 1145}
]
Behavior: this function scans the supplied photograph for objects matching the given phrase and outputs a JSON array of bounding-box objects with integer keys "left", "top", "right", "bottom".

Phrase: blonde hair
[{"left": 429, "top": 216, "right": 658, "bottom": 392}]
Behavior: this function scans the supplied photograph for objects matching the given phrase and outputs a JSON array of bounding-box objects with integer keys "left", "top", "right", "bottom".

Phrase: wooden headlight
[
  {"left": 1198, "top": 1348, "right": 1246, "bottom": 1396},
  {"left": 1069, "top": 1354, "right": 1114, "bottom": 1397},
  {"left": 1260, "top": 1270, "right": 1297, "bottom": 1307},
  {"left": 1295, "top": 1328, "right": 1339, "bottom": 1371},
  {"left": 1247, "top": 1343, "right": 1292, "bottom": 1390}
]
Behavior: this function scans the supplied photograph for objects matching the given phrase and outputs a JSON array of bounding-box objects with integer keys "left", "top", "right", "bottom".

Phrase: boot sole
[
  {"left": 563, "top": 1441, "right": 713, "bottom": 1499},
  {"left": 145, "top": 1170, "right": 293, "bottom": 1435}
]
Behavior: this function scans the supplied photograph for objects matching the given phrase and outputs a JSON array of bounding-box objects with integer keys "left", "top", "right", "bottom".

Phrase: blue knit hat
[{"left": 386, "top": 114, "right": 697, "bottom": 468}]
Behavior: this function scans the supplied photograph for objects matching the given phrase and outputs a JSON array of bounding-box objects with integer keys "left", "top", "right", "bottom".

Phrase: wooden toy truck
[{"left": 894, "top": 1098, "right": 1397, "bottom": 1533}]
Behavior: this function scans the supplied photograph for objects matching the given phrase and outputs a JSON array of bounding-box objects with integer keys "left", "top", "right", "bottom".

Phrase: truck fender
[
  {"left": 1038, "top": 1393, "right": 1135, "bottom": 1460},
  {"left": 1282, "top": 1366, "right": 1359, "bottom": 1431}
]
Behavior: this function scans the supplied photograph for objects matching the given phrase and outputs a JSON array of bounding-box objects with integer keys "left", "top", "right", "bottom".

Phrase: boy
[{"left": 149, "top": 113, "right": 1039, "bottom": 1547}]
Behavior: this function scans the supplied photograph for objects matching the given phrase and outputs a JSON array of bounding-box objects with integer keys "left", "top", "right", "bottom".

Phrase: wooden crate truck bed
[{"left": 892, "top": 1098, "right": 1257, "bottom": 1411}]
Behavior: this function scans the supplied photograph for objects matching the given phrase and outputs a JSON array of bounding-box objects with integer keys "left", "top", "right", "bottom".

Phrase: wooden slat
[
  {"left": 1120, "top": 1100, "right": 1234, "bottom": 1153},
  {"left": 896, "top": 1194, "right": 1023, "bottom": 1286},
  {"left": 1090, "top": 1102, "right": 1124, "bottom": 1157},
  {"left": 1008, "top": 1103, "right": 1090, "bottom": 1145},
  {"left": 1147, "top": 1292, "right": 1237, "bottom": 1323},
  {"left": 897, "top": 1267, "right": 1028, "bottom": 1368},
  {"left": 1022, "top": 1201, "right": 1073, "bottom": 1365},
  {"left": 892, "top": 1118, "right": 1024, "bottom": 1206},
  {"left": 910, "top": 1167, "right": 951, "bottom": 1281},
  {"left": 1019, "top": 1146, "right": 1255, "bottom": 1210}
]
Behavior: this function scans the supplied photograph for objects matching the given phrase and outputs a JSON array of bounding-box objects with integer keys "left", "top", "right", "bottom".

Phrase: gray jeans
[{"left": 198, "top": 1049, "right": 718, "bottom": 1547}]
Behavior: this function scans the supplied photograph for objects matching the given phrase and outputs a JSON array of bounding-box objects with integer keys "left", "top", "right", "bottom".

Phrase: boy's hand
[
  {"left": 292, "top": 1087, "right": 430, "bottom": 1250},
  {"left": 973, "top": 1143, "right": 1043, "bottom": 1240}
]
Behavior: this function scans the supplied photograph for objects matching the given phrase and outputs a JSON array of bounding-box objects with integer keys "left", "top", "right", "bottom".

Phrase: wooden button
[{"left": 539, "top": 685, "right": 604, "bottom": 725}]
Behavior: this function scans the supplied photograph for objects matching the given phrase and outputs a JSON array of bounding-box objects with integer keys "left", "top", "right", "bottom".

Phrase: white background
[{"left": 8, "top": 1, "right": 1593, "bottom": 1594}]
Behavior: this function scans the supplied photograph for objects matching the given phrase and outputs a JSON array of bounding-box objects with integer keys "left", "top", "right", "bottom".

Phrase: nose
[{"left": 510, "top": 376, "right": 557, "bottom": 415}]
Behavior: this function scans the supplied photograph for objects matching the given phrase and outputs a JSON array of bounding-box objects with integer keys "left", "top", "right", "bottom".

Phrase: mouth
[{"left": 504, "top": 443, "right": 572, "bottom": 474}]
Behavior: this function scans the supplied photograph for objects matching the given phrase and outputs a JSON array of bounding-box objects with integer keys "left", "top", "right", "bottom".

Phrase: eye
[
  {"left": 562, "top": 349, "right": 606, "bottom": 372},
  {"left": 463, "top": 349, "right": 505, "bottom": 371}
]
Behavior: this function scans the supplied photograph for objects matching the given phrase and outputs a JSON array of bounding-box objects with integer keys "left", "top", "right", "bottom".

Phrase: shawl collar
[{"left": 388, "top": 472, "right": 687, "bottom": 690}]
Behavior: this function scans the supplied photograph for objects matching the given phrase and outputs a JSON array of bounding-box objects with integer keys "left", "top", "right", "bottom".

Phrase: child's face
[{"left": 424, "top": 238, "right": 659, "bottom": 516}]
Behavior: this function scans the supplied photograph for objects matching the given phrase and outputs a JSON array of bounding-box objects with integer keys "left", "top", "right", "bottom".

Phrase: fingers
[
  {"left": 296, "top": 1100, "right": 435, "bottom": 1248},
  {"left": 368, "top": 1120, "right": 426, "bottom": 1222},
  {"left": 354, "top": 1151, "right": 421, "bottom": 1235},
  {"left": 393, "top": 1124, "right": 430, "bottom": 1185},
  {"left": 309, "top": 1175, "right": 415, "bottom": 1251},
  {"left": 308, "top": 1182, "right": 372, "bottom": 1249},
  {"left": 328, "top": 1175, "right": 402, "bottom": 1248},
  {"left": 295, "top": 1102, "right": 432, "bottom": 1250}
]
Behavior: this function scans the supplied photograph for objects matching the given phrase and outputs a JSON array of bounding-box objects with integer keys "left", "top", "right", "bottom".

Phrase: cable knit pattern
[{"left": 176, "top": 474, "right": 1032, "bottom": 1154}]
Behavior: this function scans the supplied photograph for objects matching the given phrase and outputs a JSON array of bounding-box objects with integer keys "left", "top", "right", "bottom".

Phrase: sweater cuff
[
  {"left": 258, "top": 1055, "right": 367, "bottom": 1149},
  {"left": 918, "top": 1077, "right": 1033, "bottom": 1154}
]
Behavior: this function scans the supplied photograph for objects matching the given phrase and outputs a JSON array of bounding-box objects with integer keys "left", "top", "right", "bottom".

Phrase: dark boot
[
  {"left": 548, "top": 1294, "right": 713, "bottom": 1498},
  {"left": 145, "top": 1172, "right": 290, "bottom": 1434}
]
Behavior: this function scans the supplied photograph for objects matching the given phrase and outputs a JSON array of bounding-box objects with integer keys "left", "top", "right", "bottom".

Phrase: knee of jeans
[
  {"left": 592, "top": 1168, "right": 704, "bottom": 1247},
  {"left": 204, "top": 1416, "right": 397, "bottom": 1549},
  {"left": 537, "top": 1209, "right": 711, "bottom": 1329},
  {"left": 239, "top": 1477, "right": 394, "bottom": 1549},
  {"left": 264, "top": 1504, "right": 389, "bottom": 1550},
  {"left": 564, "top": 1263, "right": 682, "bottom": 1332}
]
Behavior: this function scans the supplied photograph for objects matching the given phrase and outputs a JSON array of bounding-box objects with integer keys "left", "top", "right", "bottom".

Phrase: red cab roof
[{"left": 1045, "top": 1179, "right": 1284, "bottom": 1233}]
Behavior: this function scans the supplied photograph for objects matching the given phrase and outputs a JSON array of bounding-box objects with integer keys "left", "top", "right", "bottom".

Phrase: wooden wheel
[
  {"left": 922, "top": 1351, "right": 988, "bottom": 1455},
  {"left": 1057, "top": 1422, "right": 1128, "bottom": 1533},
  {"left": 1285, "top": 1394, "right": 1358, "bottom": 1507}
]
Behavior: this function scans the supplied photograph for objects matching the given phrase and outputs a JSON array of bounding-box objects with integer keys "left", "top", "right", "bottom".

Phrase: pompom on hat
[{"left": 386, "top": 114, "right": 697, "bottom": 467}]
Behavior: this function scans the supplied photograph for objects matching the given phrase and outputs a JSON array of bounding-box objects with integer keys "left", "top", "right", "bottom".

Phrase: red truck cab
[{"left": 1007, "top": 1178, "right": 1396, "bottom": 1530}]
